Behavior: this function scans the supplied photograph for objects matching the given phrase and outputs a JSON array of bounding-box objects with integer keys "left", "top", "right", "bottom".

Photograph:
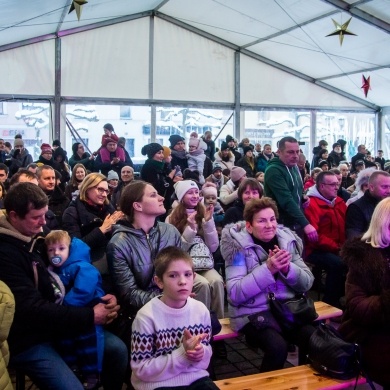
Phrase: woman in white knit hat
[{"left": 166, "top": 180, "right": 225, "bottom": 320}]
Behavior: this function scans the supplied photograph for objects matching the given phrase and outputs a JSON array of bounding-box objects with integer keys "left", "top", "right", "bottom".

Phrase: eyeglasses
[
  {"left": 321, "top": 182, "right": 339, "bottom": 187},
  {"left": 95, "top": 186, "right": 109, "bottom": 195}
]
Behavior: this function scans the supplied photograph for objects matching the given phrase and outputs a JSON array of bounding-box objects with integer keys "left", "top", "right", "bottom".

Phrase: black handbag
[
  {"left": 308, "top": 323, "right": 362, "bottom": 380},
  {"left": 268, "top": 292, "right": 318, "bottom": 331}
]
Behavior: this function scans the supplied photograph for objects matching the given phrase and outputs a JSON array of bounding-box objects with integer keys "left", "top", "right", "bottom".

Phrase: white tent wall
[
  {"left": 61, "top": 18, "right": 150, "bottom": 99},
  {"left": 240, "top": 54, "right": 367, "bottom": 109},
  {"left": 153, "top": 18, "right": 234, "bottom": 103},
  {"left": 0, "top": 40, "right": 54, "bottom": 96}
]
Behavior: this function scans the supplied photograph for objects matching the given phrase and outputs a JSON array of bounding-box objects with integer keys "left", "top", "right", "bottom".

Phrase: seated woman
[
  {"left": 62, "top": 173, "right": 123, "bottom": 290},
  {"left": 339, "top": 197, "right": 390, "bottom": 389},
  {"left": 219, "top": 166, "right": 247, "bottom": 207},
  {"left": 222, "top": 178, "right": 263, "bottom": 227},
  {"left": 221, "top": 197, "right": 315, "bottom": 372},
  {"left": 166, "top": 180, "right": 225, "bottom": 320}
]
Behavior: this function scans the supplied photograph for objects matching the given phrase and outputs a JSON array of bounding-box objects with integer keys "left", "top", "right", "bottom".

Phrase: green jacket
[{"left": 264, "top": 156, "right": 309, "bottom": 229}]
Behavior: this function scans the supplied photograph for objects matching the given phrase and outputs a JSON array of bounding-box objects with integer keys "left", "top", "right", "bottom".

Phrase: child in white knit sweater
[{"left": 130, "top": 247, "right": 218, "bottom": 390}]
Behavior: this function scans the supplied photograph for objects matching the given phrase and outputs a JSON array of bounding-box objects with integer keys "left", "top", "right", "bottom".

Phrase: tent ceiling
[{"left": 1, "top": 0, "right": 389, "bottom": 108}]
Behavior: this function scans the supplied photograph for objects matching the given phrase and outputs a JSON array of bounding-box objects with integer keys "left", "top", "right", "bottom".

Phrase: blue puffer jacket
[{"left": 220, "top": 223, "right": 314, "bottom": 331}]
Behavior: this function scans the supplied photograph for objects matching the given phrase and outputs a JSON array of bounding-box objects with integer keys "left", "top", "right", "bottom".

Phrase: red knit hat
[{"left": 41, "top": 143, "right": 52, "bottom": 154}]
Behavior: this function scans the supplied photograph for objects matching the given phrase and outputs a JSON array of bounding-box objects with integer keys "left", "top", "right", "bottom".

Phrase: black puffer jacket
[{"left": 62, "top": 197, "right": 115, "bottom": 262}]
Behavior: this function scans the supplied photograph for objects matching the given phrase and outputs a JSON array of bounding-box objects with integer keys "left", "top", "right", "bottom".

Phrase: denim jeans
[
  {"left": 11, "top": 331, "right": 128, "bottom": 390},
  {"left": 306, "top": 251, "right": 347, "bottom": 308}
]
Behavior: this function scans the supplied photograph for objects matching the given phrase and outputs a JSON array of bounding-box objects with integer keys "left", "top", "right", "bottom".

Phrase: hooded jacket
[
  {"left": 220, "top": 223, "right": 313, "bottom": 331},
  {"left": 214, "top": 151, "right": 235, "bottom": 171},
  {"left": 106, "top": 221, "right": 182, "bottom": 316},
  {"left": 304, "top": 186, "right": 346, "bottom": 257},
  {"left": 264, "top": 156, "right": 308, "bottom": 229},
  {"left": 0, "top": 212, "right": 94, "bottom": 356},
  {"left": 6, "top": 148, "right": 33, "bottom": 177},
  {"left": 339, "top": 238, "right": 390, "bottom": 386}
]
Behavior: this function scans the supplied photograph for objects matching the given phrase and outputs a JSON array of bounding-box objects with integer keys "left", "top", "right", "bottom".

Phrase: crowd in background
[{"left": 0, "top": 125, "right": 390, "bottom": 390}]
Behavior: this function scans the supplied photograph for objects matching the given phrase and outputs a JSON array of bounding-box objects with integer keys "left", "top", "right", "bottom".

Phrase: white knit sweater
[{"left": 130, "top": 296, "right": 212, "bottom": 390}]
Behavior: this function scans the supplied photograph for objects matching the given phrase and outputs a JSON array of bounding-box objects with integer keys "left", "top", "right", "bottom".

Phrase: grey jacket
[
  {"left": 106, "top": 221, "right": 182, "bottom": 316},
  {"left": 220, "top": 223, "right": 314, "bottom": 331}
]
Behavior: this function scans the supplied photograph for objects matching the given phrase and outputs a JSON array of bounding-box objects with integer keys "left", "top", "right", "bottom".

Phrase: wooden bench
[
  {"left": 214, "top": 365, "right": 366, "bottom": 390},
  {"left": 214, "top": 301, "right": 342, "bottom": 341}
]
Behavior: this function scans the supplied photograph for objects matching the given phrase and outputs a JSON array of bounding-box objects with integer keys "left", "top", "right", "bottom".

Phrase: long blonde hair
[
  {"left": 361, "top": 197, "right": 390, "bottom": 248},
  {"left": 169, "top": 202, "right": 205, "bottom": 235}
]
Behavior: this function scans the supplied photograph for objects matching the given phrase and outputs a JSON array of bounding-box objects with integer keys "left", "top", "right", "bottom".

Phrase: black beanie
[
  {"left": 141, "top": 143, "right": 164, "bottom": 159},
  {"left": 243, "top": 146, "right": 253, "bottom": 155},
  {"left": 220, "top": 141, "right": 229, "bottom": 151},
  {"left": 226, "top": 135, "right": 234, "bottom": 143},
  {"left": 169, "top": 134, "right": 184, "bottom": 148}
]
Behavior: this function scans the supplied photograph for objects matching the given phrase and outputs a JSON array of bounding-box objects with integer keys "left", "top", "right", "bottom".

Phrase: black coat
[
  {"left": 62, "top": 197, "right": 115, "bottom": 262},
  {"left": 345, "top": 190, "right": 380, "bottom": 239},
  {"left": 0, "top": 228, "right": 93, "bottom": 356},
  {"left": 222, "top": 199, "right": 245, "bottom": 227}
]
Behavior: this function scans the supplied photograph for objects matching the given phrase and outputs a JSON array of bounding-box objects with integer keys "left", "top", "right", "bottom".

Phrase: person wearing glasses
[
  {"left": 304, "top": 171, "right": 347, "bottom": 308},
  {"left": 62, "top": 173, "right": 123, "bottom": 291}
]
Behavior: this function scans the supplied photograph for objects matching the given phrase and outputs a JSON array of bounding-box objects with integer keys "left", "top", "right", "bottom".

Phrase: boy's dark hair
[
  {"left": 4, "top": 182, "right": 48, "bottom": 218},
  {"left": 154, "top": 246, "right": 194, "bottom": 279},
  {"left": 243, "top": 197, "right": 279, "bottom": 224}
]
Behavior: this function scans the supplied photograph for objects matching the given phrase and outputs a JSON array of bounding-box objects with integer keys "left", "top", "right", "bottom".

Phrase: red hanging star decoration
[{"left": 361, "top": 75, "right": 371, "bottom": 98}]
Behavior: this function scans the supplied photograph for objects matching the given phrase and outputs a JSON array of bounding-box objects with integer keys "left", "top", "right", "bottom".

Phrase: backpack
[{"left": 188, "top": 236, "right": 214, "bottom": 271}]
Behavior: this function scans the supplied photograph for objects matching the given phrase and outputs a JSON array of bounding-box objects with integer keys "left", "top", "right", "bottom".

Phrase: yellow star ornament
[
  {"left": 69, "top": 0, "right": 88, "bottom": 21},
  {"left": 326, "top": 17, "right": 357, "bottom": 46}
]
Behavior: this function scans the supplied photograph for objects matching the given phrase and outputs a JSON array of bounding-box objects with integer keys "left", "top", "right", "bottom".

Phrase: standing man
[
  {"left": 6, "top": 138, "right": 33, "bottom": 177},
  {"left": 0, "top": 182, "right": 127, "bottom": 390},
  {"left": 0, "top": 139, "right": 7, "bottom": 163},
  {"left": 225, "top": 135, "right": 241, "bottom": 163},
  {"left": 345, "top": 170, "right": 390, "bottom": 239},
  {"left": 201, "top": 131, "right": 216, "bottom": 162},
  {"left": 375, "top": 150, "right": 385, "bottom": 170},
  {"left": 118, "top": 137, "right": 134, "bottom": 168},
  {"left": 264, "top": 136, "right": 317, "bottom": 242},
  {"left": 304, "top": 171, "right": 347, "bottom": 308},
  {"left": 351, "top": 144, "right": 367, "bottom": 172}
]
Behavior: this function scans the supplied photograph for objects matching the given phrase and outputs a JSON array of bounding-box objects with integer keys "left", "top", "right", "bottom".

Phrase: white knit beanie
[{"left": 174, "top": 180, "right": 198, "bottom": 202}]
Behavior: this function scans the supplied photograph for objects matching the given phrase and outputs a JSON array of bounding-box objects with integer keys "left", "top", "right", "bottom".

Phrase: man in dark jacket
[
  {"left": 351, "top": 144, "right": 367, "bottom": 172},
  {"left": 345, "top": 170, "right": 390, "bottom": 239},
  {"left": 169, "top": 134, "right": 188, "bottom": 172},
  {"left": 226, "top": 134, "right": 241, "bottom": 163},
  {"left": 0, "top": 182, "right": 126, "bottom": 390},
  {"left": 37, "top": 165, "right": 69, "bottom": 226},
  {"left": 328, "top": 142, "right": 345, "bottom": 168}
]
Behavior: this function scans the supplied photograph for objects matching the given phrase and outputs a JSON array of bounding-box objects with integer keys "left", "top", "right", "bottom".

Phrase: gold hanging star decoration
[
  {"left": 69, "top": 0, "right": 88, "bottom": 21},
  {"left": 326, "top": 17, "right": 357, "bottom": 46}
]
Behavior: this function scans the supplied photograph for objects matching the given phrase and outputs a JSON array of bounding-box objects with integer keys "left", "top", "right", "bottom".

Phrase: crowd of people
[{"left": 0, "top": 128, "right": 389, "bottom": 390}]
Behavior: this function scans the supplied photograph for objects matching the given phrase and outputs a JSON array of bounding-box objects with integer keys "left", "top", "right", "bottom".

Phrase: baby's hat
[
  {"left": 202, "top": 182, "right": 217, "bottom": 198},
  {"left": 189, "top": 136, "right": 207, "bottom": 151}
]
